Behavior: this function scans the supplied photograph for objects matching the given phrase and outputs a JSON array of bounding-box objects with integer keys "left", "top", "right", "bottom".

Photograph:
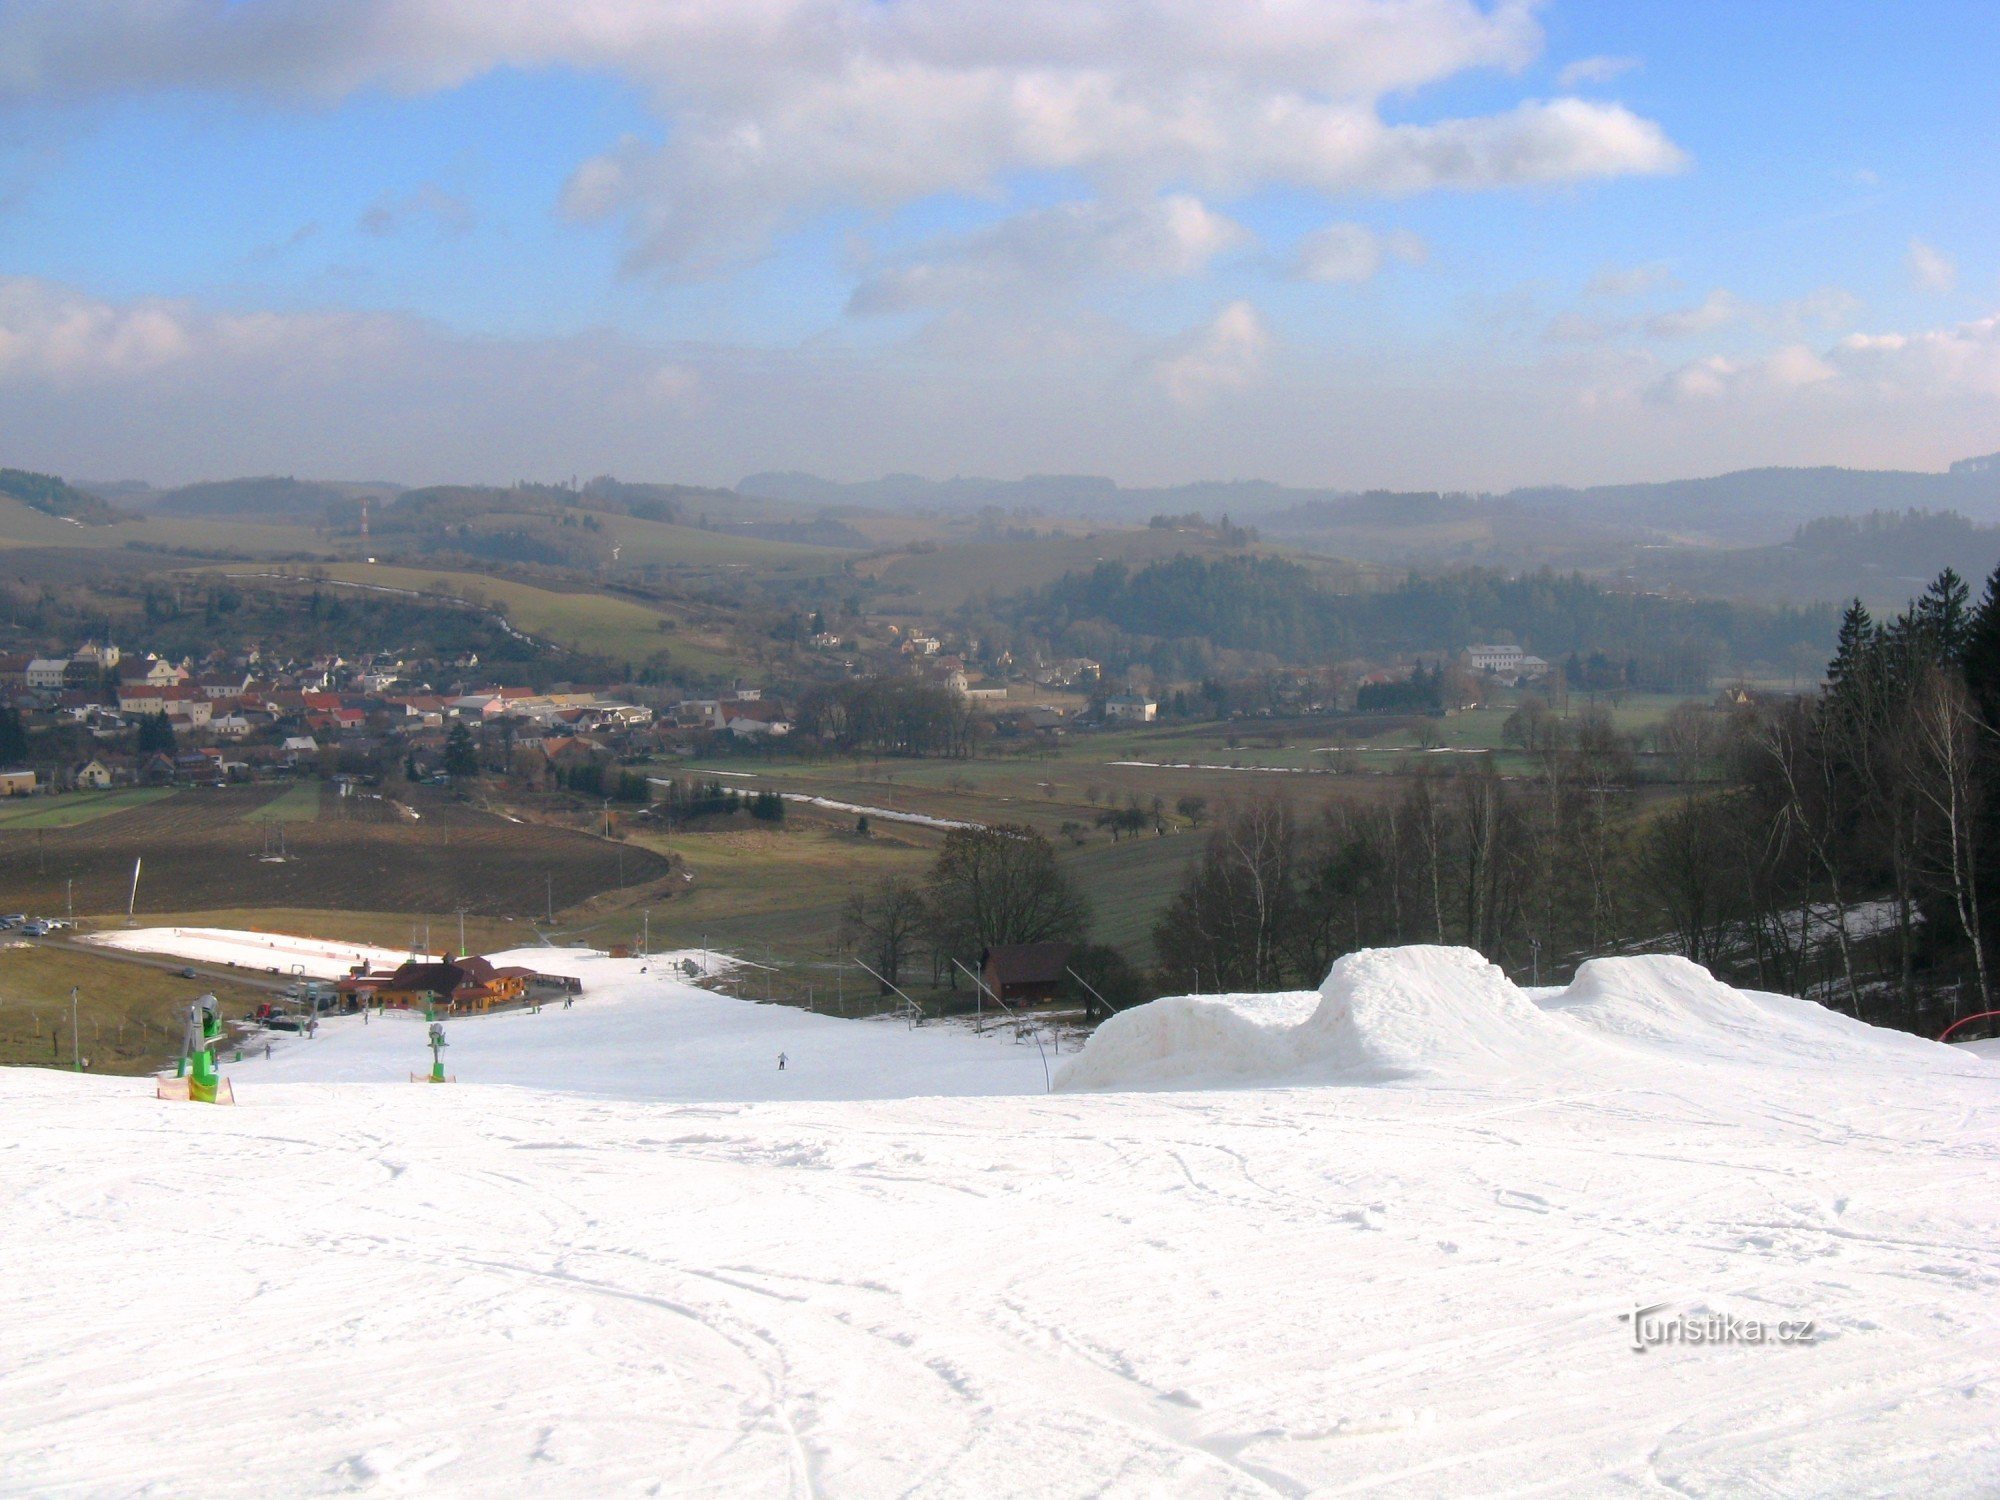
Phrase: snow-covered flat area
[
  {"left": 80, "top": 924, "right": 440, "bottom": 977},
  {"left": 6, "top": 941, "right": 2000, "bottom": 1495}
]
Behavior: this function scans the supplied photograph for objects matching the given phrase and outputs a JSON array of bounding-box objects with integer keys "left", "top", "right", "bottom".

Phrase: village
[{"left": 0, "top": 627, "right": 1615, "bottom": 801}]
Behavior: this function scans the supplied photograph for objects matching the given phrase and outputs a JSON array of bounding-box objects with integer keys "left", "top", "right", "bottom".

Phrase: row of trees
[
  {"left": 793, "top": 676, "right": 978, "bottom": 758},
  {"left": 1153, "top": 754, "right": 1630, "bottom": 995},
  {"left": 1002, "top": 554, "right": 1834, "bottom": 682},
  {"left": 1639, "top": 567, "right": 2000, "bottom": 1026}
]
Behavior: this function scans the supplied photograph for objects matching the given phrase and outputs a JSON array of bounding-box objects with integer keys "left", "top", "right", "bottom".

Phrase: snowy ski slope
[{"left": 5, "top": 937, "right": 1999, "bottom": 1496}]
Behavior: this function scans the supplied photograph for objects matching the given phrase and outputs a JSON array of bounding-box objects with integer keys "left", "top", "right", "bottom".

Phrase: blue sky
[{"left": 0, "top": 0, "right": 1993, "bottom": 490}]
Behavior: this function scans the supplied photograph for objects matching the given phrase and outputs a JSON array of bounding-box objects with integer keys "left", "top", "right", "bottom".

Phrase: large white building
[{"left": 1465, "top": 643, "right": 1525, "bottom": 674}]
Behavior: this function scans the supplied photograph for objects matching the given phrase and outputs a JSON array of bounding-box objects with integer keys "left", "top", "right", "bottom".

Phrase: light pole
[{"left": 69, "top": 986, "right": 79, "bottom": 1071}]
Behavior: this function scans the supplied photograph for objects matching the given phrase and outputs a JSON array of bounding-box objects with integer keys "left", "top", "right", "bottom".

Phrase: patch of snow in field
[
  {"left": 80, "top": 925, "right": 436, "bottom": 977},
  {"left": 649, "top": 777, "right": 984, "bottom": 830},
  {"left": 1109, "top": 759, "right": 1317, "bottom": 773},
  {"left": 778, "top": 793, "right": 982, "bottom": 830}
]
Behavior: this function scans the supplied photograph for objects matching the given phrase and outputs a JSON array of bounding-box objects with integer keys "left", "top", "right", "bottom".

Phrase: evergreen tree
[
  {"left": 443, "top": 722, "right": 478, "bottom": 778},
  {"left": 1962, "top": 563, "right": 2000, "bottom": 728},
  {"left": 0, "top": 704, "right": 26, "bottom": 764},
  {"left": 136, "top": 713, "right": 176, "bottom": 755},
  {"left": 1911, "top": 567, "right": 1973, "bottom": 663}
]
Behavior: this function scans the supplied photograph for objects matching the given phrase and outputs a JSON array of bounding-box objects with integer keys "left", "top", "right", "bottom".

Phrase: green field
[
  {"left": 0, "top": 940, "right": 271, "bottom": 1075},
  {"left": 199, "top": 562, "right": 752, "bottom": 677},
  {"left": 0, "top": 789, "right": 173, "bottom": 831},
  {"left": 241, "top": 782, "right": 322, "bottom": 822},
  {"left": 0, "top": 497, "right": 343, "bottom": 559},
  {"left": 595, "top": 512, "right": 847, "bottom": 574}
]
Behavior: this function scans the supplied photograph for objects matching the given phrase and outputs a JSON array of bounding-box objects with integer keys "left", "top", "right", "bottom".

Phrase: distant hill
[
  {"left": 0, "top": 467, "right": 128, "bottom": 525},
  {"left": 1509, "top": 466, "right": 2000, "bottom": 546},
  {"left": 1624, "top": 510, "right": 2000, "bottom": 609},
  {"left": 745, "top": 458, "right": 2000, "bottom": 549},
  {"left": 150, "top": 476, "right": 402, "bottom": 525}
]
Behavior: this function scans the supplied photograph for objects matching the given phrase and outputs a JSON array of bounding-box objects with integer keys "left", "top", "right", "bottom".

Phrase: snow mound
[
  {"left": 1302, "top": 945, "right": 1584, "bottom": 1079},
  {"left": 1050, "top": 990, "right": 1321, "bottom": 1091},
  {"left": 1057, "top": 945, "right": 1990, "bottom": 1094},
  {"left": 1057, "top": 946, "right": 1589, "bottom": 1092},
  {"left": 1545, "top": 955, "right": 1959, "bottom": 1068}
]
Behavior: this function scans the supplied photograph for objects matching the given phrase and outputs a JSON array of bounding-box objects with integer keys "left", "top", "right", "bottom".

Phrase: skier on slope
[{"left": 777, "top": 1052, "right": 788, "bottom": 1071}]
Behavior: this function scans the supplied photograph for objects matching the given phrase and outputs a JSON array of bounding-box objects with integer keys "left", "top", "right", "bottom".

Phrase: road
[{"left": 51, "top": 933, "right": 292, "bottom": 997}]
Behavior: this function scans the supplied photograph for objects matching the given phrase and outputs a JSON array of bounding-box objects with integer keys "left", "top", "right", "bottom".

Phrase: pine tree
[
  {"left": 443, "top": 722, "right": 478, "bottom": 778},
  {"left": 1962, "top": 563, "right": 2000, "bottom": 728},
  {"left": 1910, "top": 567, "right": 1972, "bottom": 663},
  {"left": 1824, "top": 599, "right": 1876, "bottom": 700}
]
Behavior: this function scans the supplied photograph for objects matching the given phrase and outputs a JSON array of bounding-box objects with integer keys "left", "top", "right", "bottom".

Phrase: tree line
[
  {"left": 993, "top": 553, "right": 1833, "bottom": 684},
  {"left": 1149, "top": 566, "right": 2000, "bottom": 1037}
]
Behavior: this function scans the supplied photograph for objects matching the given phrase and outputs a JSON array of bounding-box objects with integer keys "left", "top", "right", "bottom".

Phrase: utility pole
[
  {"left": 457, "top": 909, "right": 467, "bottom": 958},
  {"left": 70, "top": 987, "right": 80, "bottom": 1071}
]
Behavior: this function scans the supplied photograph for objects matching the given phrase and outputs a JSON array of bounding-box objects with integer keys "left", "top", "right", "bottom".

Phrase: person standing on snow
[{"left": 777, "top": 1052, "right": 788, "bottom": 1071}]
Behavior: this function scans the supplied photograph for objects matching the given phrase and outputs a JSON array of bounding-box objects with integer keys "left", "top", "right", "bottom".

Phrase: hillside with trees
[
  {"left": 0, "top": 468, "right": 126, "bottom": 525},
  {"left": 988, "top": 553, "right": 1834, "bottom": 685}
]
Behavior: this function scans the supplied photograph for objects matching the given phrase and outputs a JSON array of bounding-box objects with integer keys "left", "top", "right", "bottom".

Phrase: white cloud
[
  {"left": 1907, "top": 238, "right": 1958, "bottom": 294},
  {"left": 1834, "top": 314, "right": 2000, "bottom": 399},
  {"left": 1292, "top": 223, "right": 1425, "bottom": 284},
  {"left": 1557, "top": 55, "right": 1640, "bottom": 88},
  {"left": 1150, "top": 300, "right": 1271, "bottom": 408},
  {"left": 1657, "top": 344, "right": 1836, "bottom": 403},
  {"left": 1646, "top": 289, "right": 1746, "bottom": 339},
  {"left": 849, "top": 194, "right": 1248, "bottom": 315},
  {"left": 1653, "top": 311, "right": 2000, "bottom": 407},
  {"left": 0, "top": 1, "right": 1686, "bottom": 273}
]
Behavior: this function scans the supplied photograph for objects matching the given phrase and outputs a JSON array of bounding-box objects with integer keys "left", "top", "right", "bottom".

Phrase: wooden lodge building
[{"left": 338, "top": 955, "right": 535, "bottom": 1014}]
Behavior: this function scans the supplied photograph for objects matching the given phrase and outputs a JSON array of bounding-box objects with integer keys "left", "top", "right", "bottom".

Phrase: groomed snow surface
[{"left": 7, "top": 938, "right": 2000, "bottom": 1496}]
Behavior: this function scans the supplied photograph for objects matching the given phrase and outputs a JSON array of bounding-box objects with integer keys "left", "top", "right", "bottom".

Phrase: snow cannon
[
  {"left": 413, "top": 1020, "right": 453, "bottom": 1084},
  {"left": 158, "top": 994, "right": 235, "bottom": 1104}
]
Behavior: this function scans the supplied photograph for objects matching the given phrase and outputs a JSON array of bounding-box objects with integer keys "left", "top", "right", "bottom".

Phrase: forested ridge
[{"left": 997, "top": 554, "right": 1835, "bottom": 681}]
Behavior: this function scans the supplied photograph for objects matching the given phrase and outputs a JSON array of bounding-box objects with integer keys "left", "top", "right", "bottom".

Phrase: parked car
[
  {"left": 179, "top": 967, "right": 199, "bottom": 979},
  {"left": 0, "top": 914, "right": 25, "bottom": 929},
  {"left": 20, "top": 921, "right": 47, "bottom": 937}
]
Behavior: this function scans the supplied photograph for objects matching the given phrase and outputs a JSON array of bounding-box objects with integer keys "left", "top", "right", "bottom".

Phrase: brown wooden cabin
[{"left": 978, "top": 942, "right": 1072, "bottom": 1007}]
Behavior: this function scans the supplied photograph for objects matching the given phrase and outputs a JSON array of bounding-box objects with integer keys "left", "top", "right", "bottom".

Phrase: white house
[
  {"left": 1464, "top": 643, "right": 1526, "bottom": 674},
  {"left": 1104, "top": 695, "right": 1158, "bottom": 723},
  {"left": 118, "top": 686, "right": 211, "bottom": 726},
  {"left": 73, "top": 758, "right": 113, "bottom": 789},
  {"left": 26, "top": 658, "right": 68, "bottom": 690}
]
